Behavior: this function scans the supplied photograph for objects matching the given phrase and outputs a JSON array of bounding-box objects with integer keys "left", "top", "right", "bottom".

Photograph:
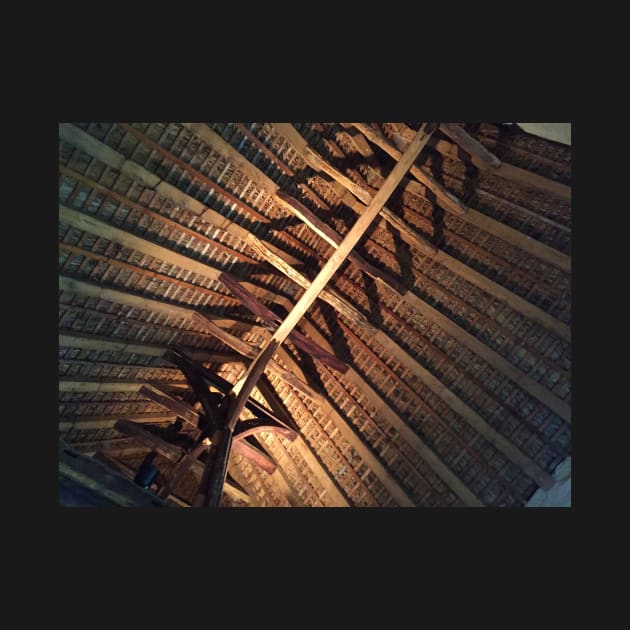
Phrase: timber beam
[{"left": 59, "top": 331, "right": 242, "bottom": 364}]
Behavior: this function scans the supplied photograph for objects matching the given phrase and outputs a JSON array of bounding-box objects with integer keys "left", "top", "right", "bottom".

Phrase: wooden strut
[
  {"left": 138, "top": 384, "right": 201, "bottom": 430},
  {"left": 273, "top": 191, "right": 409, "bottom": 293},
  {"left": 156, "top": 128, "right": 433, "bottom": 508},
  {"left": 439, "top": 123, "right": 502, "bottom": 169},
  {"left": 220, "top": 125, "right": 435, "bottom": 459},
  {"left": 59, "top": 331, "right": 243, "bottom": 365},
  {"left": 346, "top": 123, "right": 468, "bottom": 216},
  {"left": 193, "top": 426, "right": 233, "bottom": 507},
  {"left": 184, "top": 358, "right": 299, "bottom": 433},
  {"left": 170, "top": 347, "right": 298, "bottom": 504},
  {"left": 218, "top": 271, "right": 349, "bottom": 372},
  {"left": 164, "top": 349, "right": 223, "bottom": 432}
]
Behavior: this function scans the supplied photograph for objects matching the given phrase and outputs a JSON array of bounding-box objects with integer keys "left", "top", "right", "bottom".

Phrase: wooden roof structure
[{"left": 58, "top": 122, "right": 571, "bottom": 507}]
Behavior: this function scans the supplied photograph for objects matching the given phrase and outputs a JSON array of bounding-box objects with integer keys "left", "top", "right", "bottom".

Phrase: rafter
[
  {"left": 118, "top": 123, "right": 270, "bottom": 224},
  {"left": 59, "top": 413, "right": 178, "bottom": 432},
  {"left": 218, "top": 271, "right": 348, "bottom": 372},
  {"left": 439, "top": 123, "right": 502, "bottom": 168},
  {"left": 59, "top": 331, "right": 242, "bottom": 364},
  {"left": 58, "top": 379, "right": 147, "bottom": 393},
  {"left": 232, "top": 440, "right": 277, "bottom": 474},
  {"left": 233, "top": 123, "right": 296, "bottom": 176},
  {"left": 181, "top": 123, "right": 281, "bottom": 196},
  {"left": 59, "top": 242, "right": 239, "bottom": 308},
  {"left": 138, "top": 384, "right": 200, "bottom": 428},
  {"left": 58, "top": 358, "right": 181, "bottom": 375},
  {"left": 268, "top": 466, "right": 305, "bottom": 507}
]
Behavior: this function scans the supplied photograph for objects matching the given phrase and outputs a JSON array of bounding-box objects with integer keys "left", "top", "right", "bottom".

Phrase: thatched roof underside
[{"left": 58, "top": 122, "right": 571, "bottom": 507}]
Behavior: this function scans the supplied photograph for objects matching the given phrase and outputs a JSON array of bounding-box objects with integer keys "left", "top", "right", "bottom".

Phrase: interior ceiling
[{"left": 58, "top": 122, "right": 571, "bottom": 508}]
